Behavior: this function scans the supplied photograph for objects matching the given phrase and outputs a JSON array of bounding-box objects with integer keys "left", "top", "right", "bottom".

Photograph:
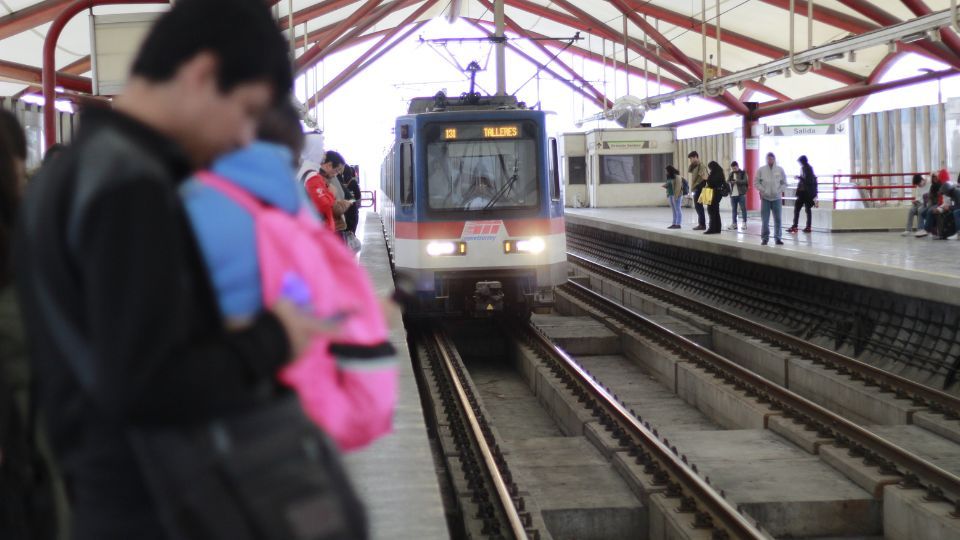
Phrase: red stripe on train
[{"left": 395, "top": 217, "right": 565, "bottom": 239}]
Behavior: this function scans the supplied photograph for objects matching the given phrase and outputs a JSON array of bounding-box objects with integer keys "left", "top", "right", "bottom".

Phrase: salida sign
[{"left": 764, "top": 124, "right": 843, "bottom": 136}]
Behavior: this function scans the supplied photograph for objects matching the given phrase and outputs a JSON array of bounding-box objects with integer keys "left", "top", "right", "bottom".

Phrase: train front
[{"left": 394, "top": 110, "right": 566, "bottom": 318}]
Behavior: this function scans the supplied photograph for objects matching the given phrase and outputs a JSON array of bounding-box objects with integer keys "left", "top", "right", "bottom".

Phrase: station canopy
[{"left": 2, "top": 0, "right": 960, "bottom": 121}]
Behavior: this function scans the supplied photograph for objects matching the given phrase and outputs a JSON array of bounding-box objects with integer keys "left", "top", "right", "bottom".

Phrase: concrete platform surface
[
  {"left": 344, "top": 212, "right": 449, "bottom": 540},
  {"left": 566, "top": 207, "right": 960, "bottom": 306}
]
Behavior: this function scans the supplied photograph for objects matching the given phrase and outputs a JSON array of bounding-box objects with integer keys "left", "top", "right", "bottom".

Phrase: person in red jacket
[{"left": 303, "top": 150, "right": 348, "bottom": 231}]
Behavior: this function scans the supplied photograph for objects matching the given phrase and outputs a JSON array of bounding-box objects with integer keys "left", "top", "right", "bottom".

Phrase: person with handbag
[
  {"left": 704, "top": 161, "right": 726, "bottom": 235},
  {"left": 12, "top": 2, "right": 344, "bottom": 538},
  {"left": 687, "top": 151, "right": 709, "bottom": 230},
  {"left": 787, "top": 155, "right": 818, "bottom": 234},
  {"left": 339, "top": 165, "right": 363, "bottom": 252}
]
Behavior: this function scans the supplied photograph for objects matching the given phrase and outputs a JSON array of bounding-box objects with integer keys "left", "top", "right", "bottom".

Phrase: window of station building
[
  {"left": 567, "top": 156, "right": 586, "bottom": 184},
  {"left": 598, "top": 153, "right": 671, "bottom": 184}
]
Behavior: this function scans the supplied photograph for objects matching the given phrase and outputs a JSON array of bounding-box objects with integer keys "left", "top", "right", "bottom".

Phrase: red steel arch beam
[
  {"left": 468, "top": 20, "right": 608, "bottom": 110},
  {"left": 0, "top": 0, "right": 74, "bottom": 40},
  {"left": 474, "top": 0, "right": 612, "bottom": 108},
  {"left": 43, "top": 0, "right": 168, "bottom": 150},
  {"left": 470, "top": 18, "right": 681, "bottom": 91},
  {"left": 899, "top": 0, "right": 960, "bottom": 60},
  {"left": 295, "top": 0, "right": 383, "bottom": 74},
  {"left": 607, "top": 0, "right": 748, "bottom": 115},
  {"left": 621, "top": 0, "right": 862, "bottom": 86},
  {"left": 761, "top": 0, "right": 960, "bottom": 68},
  {"left": 503, "top": 0, "right": 691, "bottom": 84},
  {"left": 0, "top": 58, "right": 91, "bottom": 92},
  {"left": 277, "top": 0, "right": 358, "bottom": 30},
  {"left": 306, "top": 0, "right": 435, "bottom": 107}
]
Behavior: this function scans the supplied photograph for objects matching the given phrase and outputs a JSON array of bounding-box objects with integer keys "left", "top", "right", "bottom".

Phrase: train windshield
[{"left": 425, "top": 121, "right": 539, "bottom": 212}]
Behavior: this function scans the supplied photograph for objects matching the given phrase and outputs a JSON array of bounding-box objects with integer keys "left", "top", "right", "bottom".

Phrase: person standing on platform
[
  {"left": 687, "top": 151, "right": 708, "bottom": 230},
  {"left": 916, "top": 172, "right": 942, "bottom": 238},
  {"left": 341, "top": 165, "right": 362, "bottom": 235},
  {"left": 663, "top": 165, "right": 683, "bottom": 229},
  {"left": 902, "top": 174, "right": 928, "bottom": 236},
  {"left": 757, "top": 152, "right": 786, "bottom": 246},
  {"left": 12, "top": 2, "right": 338, "bottom": 538},
  {"left": 704, "top": 161, "right": 725, "bottom": 234},
  {"left": 727, "top": 161, "right": 748, "bottom": 231},
  {"left": 788, "top": 155, "right": 817, "bottom": 234}
]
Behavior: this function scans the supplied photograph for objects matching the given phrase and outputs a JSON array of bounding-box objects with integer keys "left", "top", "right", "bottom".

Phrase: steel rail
[
  {"left": 429, "top": 330, "right": 530, "bottom": 540},
  {"left": 522, "top": 320, "right": 767, "bottom": 539},
  {"left": 568, "top": 251, "right": 960, "bottom": 419},
  {"left": 560, "top": 279, "right": 960, "bottom": 504}
]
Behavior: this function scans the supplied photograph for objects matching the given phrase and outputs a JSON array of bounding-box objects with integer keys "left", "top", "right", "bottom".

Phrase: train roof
[{"left": 407, "top": 93, "right": 526, "bottom": 114}]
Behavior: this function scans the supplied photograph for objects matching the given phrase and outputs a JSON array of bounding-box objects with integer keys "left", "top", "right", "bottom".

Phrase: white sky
[{"left": 297, "top": 18, "right": 960, "bottom": 189}]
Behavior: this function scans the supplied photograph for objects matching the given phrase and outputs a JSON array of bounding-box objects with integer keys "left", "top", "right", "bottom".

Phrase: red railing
[
  {"left": 828, "top": 173, "right": 925, "bottom": 208},
  {"left": 360, "top": 189, "right": 378, "bottom": 211}
]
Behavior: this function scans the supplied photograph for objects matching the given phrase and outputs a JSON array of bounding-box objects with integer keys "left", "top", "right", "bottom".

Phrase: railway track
[
  {"left": 556, "top": 276, "right": 960, "bottom": 514},
  {"left": 417, "top": 322, "right": 767, "bottom": 539},
  {"left": 567, "top": 251, "right": 960, "bottom": 421}
]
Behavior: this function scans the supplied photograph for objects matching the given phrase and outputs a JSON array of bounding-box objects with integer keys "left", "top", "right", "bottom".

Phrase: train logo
[{"left": 462, "top": 221, "right": 502, "bottom": 241}]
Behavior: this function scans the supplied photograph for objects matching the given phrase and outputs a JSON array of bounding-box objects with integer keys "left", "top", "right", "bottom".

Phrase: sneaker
[
  {"left": 761, "top": 240, "right": 768, "bottom": 246},
  {"left": 950, "top": 233, "right": 960, "bottom": 240},
  {"left": 802, "top": 227, "right": 812, "bottom": 233},
  {"left": 901, "top": 230, "right": 912, "bottom": 236},
  {"left": 915, "top": 230, "right": 929, "bottom": 238},
  {"left": 667, "top": 224, "right": 680, "bottom": 229},
  {"left": 692, "top": 225, "right": 706, "bottom": 231},
  {"left": 786, "top": 226, "right": 798, "bottom": 233},
  {"left": 775, "top": 239, "right": 784, "bottom": 245},
  {"left": 727, "top": 224, "right": 738, "bottom": 230}
]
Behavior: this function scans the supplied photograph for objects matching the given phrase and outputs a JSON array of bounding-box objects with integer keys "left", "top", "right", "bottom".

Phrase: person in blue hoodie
[{"left": 181, "top": 101, "right": 312, "bottom": 326}]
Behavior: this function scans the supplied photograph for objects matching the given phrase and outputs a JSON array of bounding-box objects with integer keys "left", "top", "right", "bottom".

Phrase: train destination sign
[{"left": 440, "top": 124, "right": 521, "bottom": 140}]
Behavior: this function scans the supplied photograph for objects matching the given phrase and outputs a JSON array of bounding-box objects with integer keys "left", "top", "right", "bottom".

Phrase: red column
[{"left": 742, "top": 108, "right": 760, "bottom": 211}]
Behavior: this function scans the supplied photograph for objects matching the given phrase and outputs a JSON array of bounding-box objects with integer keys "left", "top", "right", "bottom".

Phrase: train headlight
[
  {"left": 504, "top": 237, "right": 546, "bottom": 254},
  {"left": 426, "top": 241, "right": 467, "bottom": 256}
]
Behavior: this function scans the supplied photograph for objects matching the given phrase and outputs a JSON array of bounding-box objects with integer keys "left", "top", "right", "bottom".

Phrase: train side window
[
  {"left": 549, "top": 138, "right": 560, "bottom": 201},
  {"left": 400, "top": 142, "right": 413, "bottom": 205}
]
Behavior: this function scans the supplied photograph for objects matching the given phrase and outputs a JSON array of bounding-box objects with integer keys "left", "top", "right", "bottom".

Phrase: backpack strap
[{"left": 197, "top": 171, "right": 265, "bottom": 216}]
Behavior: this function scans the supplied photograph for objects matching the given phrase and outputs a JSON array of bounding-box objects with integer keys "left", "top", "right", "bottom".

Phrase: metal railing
[
  {"left": 360, "top": 189, "right": 378, "bottom": 211},
  {"left": 828, "top": 173, "right": 926, "bottom": 209}
]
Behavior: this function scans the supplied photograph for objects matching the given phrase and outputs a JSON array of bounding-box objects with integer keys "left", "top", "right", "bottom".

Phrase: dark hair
[
  {"left": 687, "top": 151, "right": 699, "bottom": 159},
  {"left": 130, "top": 0, "right": 292, "bottom": 102},
  {"left": 323, "top": 150, "right": 345, "bottom": 168},
  {"left": 257, "top": 100, "right": 305, "bottom": 160},
  {"left": 730, "top": 161, "right": 739, "bottom": 168},
  {"left": 341, "top": 165, "right": 356, "bottom": 183},
  {"left": 43, "top": 143, "right": 66, "bottom": 166},
  {"left": 766, "top": 152, "right": 776, "bottom": 159},
  {"left": 912, "top": 174, "right": 924, "bottom": 186},
  {"left": 665, "top": 165, "right": 680, "bottom": 178},
  {"left": 0, "top": 109, "right": 26, "bottom": 286},
  {"left": 798, "top": 155, "right": 808, "bottom": 164}
]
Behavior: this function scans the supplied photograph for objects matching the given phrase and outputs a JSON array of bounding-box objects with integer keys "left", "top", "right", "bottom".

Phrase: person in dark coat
[
  {"left": 341, "top": 165, "right": 362, "bottom": 234},
  {"left": 788, "top": 155, "right": 817, "bottom": 233},
  {"left": 12, "top": 2, "right": 333, "bottom": 538},
  {"left": 704, "top": 161, "right": 725, "bottom": 234}
]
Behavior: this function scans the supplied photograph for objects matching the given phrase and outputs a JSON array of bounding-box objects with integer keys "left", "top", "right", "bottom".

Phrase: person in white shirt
[
  {"left": 902, "top": 174, "right": 927, "bottom": 236},
  {"left": 756, "top": 152, "right": 786, "bottom": 245}
]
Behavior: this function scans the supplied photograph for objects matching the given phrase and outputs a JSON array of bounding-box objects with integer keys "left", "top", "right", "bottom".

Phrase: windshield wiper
[{"left": 482, "top": 173, "right": 519, "bottom": 210}]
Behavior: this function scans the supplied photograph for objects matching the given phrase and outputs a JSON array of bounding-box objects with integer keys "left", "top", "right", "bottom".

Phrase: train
[{"left": 380, "top": 92, "right": 567, "bottom": 318}]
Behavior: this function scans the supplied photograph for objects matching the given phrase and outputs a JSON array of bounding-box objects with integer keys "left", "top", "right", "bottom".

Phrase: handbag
[
  {"left": 342, "top": 231, "right": 362, "bottom": 253},
  {"left": 129, "top": 395, "right": 368, "bottom": 540},
  {"left": 697, "top": 186, "right": 714, "bottom": 205}
]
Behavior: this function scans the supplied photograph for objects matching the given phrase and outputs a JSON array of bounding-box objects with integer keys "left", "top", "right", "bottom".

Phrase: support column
[
  {"left": 494, "top": 0, "right": 506, "bottom": 95},
  {"left": 743, "top": 105, "right": 760, "bottom": 211}
]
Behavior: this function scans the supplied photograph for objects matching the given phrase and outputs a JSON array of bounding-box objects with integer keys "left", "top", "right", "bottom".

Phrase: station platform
[
  {"left": 566, "top": 207, "right": 960, "bottom": 308},
  {"left": 343, "top": 212, "right": 449, "bottom": 540}
]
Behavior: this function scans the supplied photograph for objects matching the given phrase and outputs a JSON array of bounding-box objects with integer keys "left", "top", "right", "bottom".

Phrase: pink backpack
[{"left": 198, "top": 172, "right": 398, "bottom": 452}]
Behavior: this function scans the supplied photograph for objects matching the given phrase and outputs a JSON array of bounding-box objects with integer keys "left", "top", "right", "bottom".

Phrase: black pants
[
  {"left": 792, "top": 193, "right": 814, "bottom": 229},
  {"left": 345, "top": 208, "right": 359, "bottom": 234},
  {"left": 706, "top": 198, "right": 722, "bottom": 233},
  {"left": 692, "top": 185, "right": 706, "bottom": 227}
]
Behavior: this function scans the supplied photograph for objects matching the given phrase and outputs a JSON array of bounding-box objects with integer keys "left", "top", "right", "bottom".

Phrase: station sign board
[{"left": 764, "top": 124, "right": 844, "bottom": 136}]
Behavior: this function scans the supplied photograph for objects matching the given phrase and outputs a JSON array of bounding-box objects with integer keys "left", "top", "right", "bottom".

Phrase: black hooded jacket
[{"left": 14, "top": 108, "right": 290, "bottom": 538}]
